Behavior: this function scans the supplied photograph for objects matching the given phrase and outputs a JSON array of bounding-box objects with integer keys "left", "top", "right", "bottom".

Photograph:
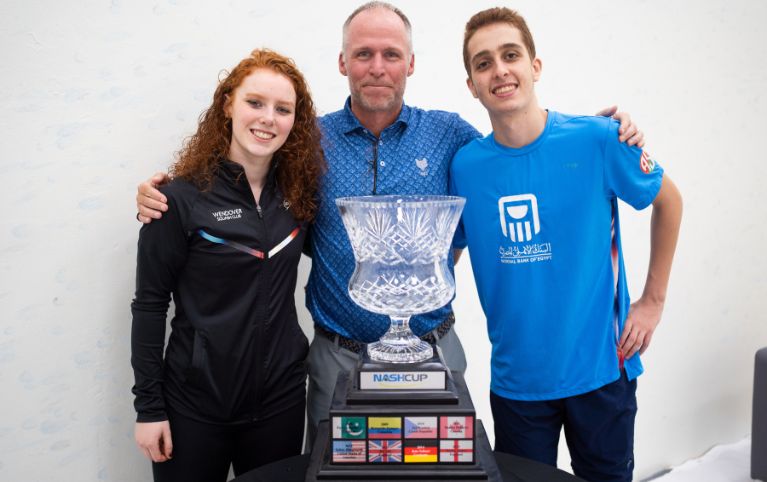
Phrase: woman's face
[{"left": 226, "top": 68, "right": 297, "bottom": 166}]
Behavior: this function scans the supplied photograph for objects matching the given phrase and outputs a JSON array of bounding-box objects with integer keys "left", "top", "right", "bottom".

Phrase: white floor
[{"left": 647, "top": 437, "right": 757, "bottom": 482}]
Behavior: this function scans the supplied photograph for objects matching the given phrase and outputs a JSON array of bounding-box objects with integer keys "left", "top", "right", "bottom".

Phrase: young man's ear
[
  {"left": 532, "top": 57, "right": 542, "bottom": 82},
  {"left": 466, "top": 77, "right": 479, "bottom": 99},
  {"left": 338, "top": 52, "right": 348, "bottom": 76}
]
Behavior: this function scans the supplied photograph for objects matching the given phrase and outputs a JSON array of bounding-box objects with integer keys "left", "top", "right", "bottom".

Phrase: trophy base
[
  {"left": 367, "top": 338, "right": 433, "bottom": 364},
  {"left": 307, "top": 372, "right": 499, "bottom": 481}
]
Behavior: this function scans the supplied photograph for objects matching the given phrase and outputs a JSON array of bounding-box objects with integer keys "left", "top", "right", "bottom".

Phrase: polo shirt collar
[{"left": 340, "top": 96, "right": 411, "bottom": 135}]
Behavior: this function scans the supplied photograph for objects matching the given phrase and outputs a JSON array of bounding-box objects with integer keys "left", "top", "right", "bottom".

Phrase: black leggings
[{"left": 152, "top": 402, "right": 305, "bottom": 482}]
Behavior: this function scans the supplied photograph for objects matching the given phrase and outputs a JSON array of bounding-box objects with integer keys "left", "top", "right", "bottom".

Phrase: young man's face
[
  {"left": 465, "top": 22, "right": 541, "bottom": 118},
  {"left": 339, "top": 8, "right": 414, "bottom": 116}
]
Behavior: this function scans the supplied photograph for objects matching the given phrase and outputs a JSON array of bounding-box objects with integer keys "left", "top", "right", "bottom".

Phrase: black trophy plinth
[{"left": 307, "top": 364, "right": 498, "bottom": 481}]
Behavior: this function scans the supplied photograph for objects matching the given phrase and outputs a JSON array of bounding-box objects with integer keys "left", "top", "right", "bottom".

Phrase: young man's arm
[{"left": 619, "top": 175, "right": 683, "bottom": 359}]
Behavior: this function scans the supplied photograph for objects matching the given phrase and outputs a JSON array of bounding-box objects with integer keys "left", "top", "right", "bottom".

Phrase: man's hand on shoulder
[
  {"left": 136, "top": 172, "right": 170, "bottom": 224},
  {"left": 595, "top": 105, "right": 645, "bottom": 148}
]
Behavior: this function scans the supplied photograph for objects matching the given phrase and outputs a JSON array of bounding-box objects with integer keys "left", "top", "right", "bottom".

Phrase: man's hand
[
  {"left": 618, "top": 296, "right": 663, "bottom": 360},
  {"left": 136, "top": 172, "right": 170, "bottom": 224},
  {"left": 135, "top": 420, "right": 173, "bottom": 463},
  {"left": 595, "top": 105, "right": 645, "bottom": 148}
]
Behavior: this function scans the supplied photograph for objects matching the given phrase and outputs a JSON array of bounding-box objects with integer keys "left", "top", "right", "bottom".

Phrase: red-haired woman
[{"left": 130, "top": 49, "right": 323, "bottom": 482}]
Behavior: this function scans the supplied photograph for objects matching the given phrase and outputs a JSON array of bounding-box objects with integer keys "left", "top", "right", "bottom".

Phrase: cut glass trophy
[{"left": 336, "top": 195, "right": 465, "bottom": 363}]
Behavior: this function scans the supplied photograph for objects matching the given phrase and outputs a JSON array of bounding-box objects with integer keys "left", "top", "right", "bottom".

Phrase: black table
[{"left": 232, "top": 451, "right": 584, "bottom": 482}]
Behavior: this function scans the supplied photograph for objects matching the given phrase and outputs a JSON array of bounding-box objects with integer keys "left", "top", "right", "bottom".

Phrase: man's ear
[
  {"left": 466, "top": 77, "right": 478, "bottom": 99},
  {"left": 338, "top": 51, "right": 348, "bottom": 76},
  {"left": 407, "top": 52, "right": 415, "bottom": 77},
  {"left": 532, "top": 57, "right": 542, "bottom": 82}
]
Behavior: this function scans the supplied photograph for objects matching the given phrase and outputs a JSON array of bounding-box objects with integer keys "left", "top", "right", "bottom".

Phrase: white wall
[{"left": 1, "top": 0, "right": 765, "bottom": 480}]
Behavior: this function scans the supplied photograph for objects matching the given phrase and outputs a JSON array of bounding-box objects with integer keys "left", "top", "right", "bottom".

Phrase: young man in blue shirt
[{"left": 451, "top": 7, "right": 682, "bottom": 482}]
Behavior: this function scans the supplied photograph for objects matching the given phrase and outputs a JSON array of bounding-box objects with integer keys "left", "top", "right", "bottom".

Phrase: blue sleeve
[{"left": 602, "top": 119, "right": 664, "bottom": 210}]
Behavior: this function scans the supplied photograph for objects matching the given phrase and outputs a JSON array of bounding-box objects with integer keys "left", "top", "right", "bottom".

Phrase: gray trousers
[{"left": 304, "top": 326, "right": 467, "bottom": 452}]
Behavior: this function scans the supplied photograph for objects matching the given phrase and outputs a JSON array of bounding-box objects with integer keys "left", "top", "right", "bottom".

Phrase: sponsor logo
[
  {"left": 368, "top": 417, "right": 402, "bottom": 439},
  {"left": 332, "top": 440, "right": 366, "bottom": 463},
  {"left": 440, "top": 416, "right": 474, "bottom": 439},
  {"left": 333, "top": 416, "right": 366, "bottom": 439},
  {"left": 368, "top": 440, "right": 402, "bottom": 463},
  {"left": 415, "top": 157, "right": 429, "bottom": 176},
  {"left": 498, "top": 242, "right": 552, "bottom": 264},
  {"left": 404, "top": 416, "right": 438, "bottom": 439},
  {"left": 640, "top": 150, "right": 656, "bottom": 174},
  {"left": 440, "top": 439, "right": 473, "bottom": 463},
  {"left": 498, "top": 193, "right": 552, "bottom": 265},
  {"left": 498, "top": 194, "right": 540, "bottom": 242},
  {"left": 211, "top": 208, "right": 243, "bottom": 222},
  {"left": 404, "top": 440, "right": 438, "bottom": 463}
]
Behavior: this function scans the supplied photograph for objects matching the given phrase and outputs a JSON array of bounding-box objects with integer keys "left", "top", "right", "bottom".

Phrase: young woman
[{"left": 130, "top": 49, "right": 323, "bottom": 482}]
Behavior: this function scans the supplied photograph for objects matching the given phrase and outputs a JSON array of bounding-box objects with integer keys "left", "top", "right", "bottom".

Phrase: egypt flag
[
  {"left": 403, "top": 440, "right": 438, "bottom": 463},
  {"left": 439, "top": 439, "right": 473, "bottom": 463},
  {"left": 368, "top": 440, "right": 402, "bottom": 463},
  {"left": 440, "top": 416, "right": 474, "bottom": 439}
]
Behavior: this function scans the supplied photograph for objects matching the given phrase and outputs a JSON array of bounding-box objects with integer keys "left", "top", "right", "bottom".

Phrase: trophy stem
[{"left": 366, "top": 315, "right": 434, "bottom": 364}]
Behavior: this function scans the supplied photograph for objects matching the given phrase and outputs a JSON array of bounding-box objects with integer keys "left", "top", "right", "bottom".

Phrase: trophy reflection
[{"left": 336, "top": 195, "right": 465, "bottom": 363}]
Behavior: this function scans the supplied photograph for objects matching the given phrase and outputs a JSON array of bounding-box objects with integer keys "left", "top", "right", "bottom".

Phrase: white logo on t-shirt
[{"left": 498, "top": 194, "right": 540, "bottom": 242}]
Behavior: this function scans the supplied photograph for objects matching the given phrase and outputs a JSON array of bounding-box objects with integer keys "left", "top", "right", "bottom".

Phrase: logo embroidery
[
  {"left": 498, "top": 194, "right": 552, "bottom": 264},
  {"left": 415, "top": 157, "right": 429, "bottom": 176},
  {"left": 640, "top": 150, "right": 656, "bottom": 174},
  {"left": 211, "top": 208, "right": 242, "bottom": 221}
]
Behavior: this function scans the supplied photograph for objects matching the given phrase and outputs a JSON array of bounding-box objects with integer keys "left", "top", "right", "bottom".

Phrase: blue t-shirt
[
  {"left": 306, "top": 98, "right": 480, "bottom": 342},
  {"left": 450, "top": 111, "right": 663, "bottom": 400}
]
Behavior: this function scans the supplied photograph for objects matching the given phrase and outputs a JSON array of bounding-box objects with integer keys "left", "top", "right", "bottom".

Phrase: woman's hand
[{"left": 135, "top": 420, "right": 173, "bottom": 462}]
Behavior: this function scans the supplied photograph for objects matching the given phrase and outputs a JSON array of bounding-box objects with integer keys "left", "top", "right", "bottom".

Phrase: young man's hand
[
  {"left": 595, "top": 105, "right": 645, "bottom": 148},
  {"left": 136, "top": 172, "right": 170, "bottom": 224},
  {"left": 619, "top": 296, "right": 664, "bottom": 360},
  {"left": 134, "top": 420, "right": 173, "bottom": 462}
]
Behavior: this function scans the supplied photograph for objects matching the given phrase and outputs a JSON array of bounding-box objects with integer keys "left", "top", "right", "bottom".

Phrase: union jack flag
[{"left": 368, "top": 440, "right": 402, "bottom": 463}]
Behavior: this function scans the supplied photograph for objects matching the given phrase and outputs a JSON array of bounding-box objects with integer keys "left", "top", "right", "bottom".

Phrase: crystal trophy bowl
[{"left": 336, "top": 195, "right": 465, "bottom": 363}]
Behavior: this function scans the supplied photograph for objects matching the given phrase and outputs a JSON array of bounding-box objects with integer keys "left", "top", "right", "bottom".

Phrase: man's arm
[
  {"left": 136, "top": 172, "right": 170, "bottom": 224},
  {"left": 619, "top": 175, "right": 683, "bottom": 359}
]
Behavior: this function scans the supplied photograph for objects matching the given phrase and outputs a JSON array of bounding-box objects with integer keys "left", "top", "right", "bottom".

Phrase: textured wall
[{"left": 1, "top": 0, "right": 765, "bottom": 480}]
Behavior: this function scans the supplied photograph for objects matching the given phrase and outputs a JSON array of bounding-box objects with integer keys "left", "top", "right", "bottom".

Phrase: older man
[{"left": 135, "top": 1, "right": 644, "bottom": 448}]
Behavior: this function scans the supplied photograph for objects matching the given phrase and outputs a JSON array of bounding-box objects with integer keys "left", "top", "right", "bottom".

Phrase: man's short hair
[
  {"left": 342, "top": 1, "right": 413, "bottom": 54},
  {"left": 463, "top": 7, "right": 536, "bottom": 77}
]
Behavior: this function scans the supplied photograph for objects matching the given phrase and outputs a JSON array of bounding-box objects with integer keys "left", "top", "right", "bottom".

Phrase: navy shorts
[{"left": 490, "top": 371, "right": 637, "bottom": 482}]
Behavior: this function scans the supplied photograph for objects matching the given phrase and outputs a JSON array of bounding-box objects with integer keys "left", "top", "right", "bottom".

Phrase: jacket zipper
[{"left": 250, "top": 189, "right": 267, "bottom": 421}]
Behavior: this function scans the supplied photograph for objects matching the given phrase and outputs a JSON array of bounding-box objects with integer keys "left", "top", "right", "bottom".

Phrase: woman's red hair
[{"left": 170, "top": 49, "right": 324, "bottom": 221}]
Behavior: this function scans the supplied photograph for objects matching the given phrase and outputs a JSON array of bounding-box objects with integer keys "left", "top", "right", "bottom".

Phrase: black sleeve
[{"left": 130, "top": 184, "right": 191, "bottom": 423}]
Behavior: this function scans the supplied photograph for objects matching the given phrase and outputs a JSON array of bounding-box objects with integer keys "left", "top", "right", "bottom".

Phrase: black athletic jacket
[{"left": 131, "top": 159, "right": 309, "bottom": 424}]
